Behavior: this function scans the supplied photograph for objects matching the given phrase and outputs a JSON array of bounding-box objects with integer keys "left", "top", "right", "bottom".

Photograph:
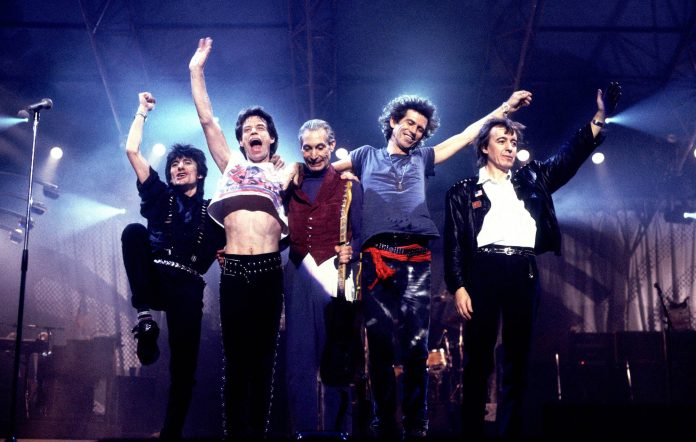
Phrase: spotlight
[
  {"left": 31, "top": 201, "right": 48, "bottom": 215},
  {"left": 42, "top": 183, "right": 60, "bottom": 199},
  {"left": 10, "top": 227, "right": 23, "bottom": 244},
  {"left": 591, "top": 152, "right": 605, "bottom": 164},
  {"left": 335, "top": 147, "right": 349, "bottom": 160},
  {"left": 0, "top": 224, "right": 23, "bottom": 243},
  {"left": 18, "top": 216, "right": 34, "bottom": 230},
  {"left": 50, "top": 146, "right": 63, "bottom": 159},
  {"left": 152, "top": 143, "right": 166, "bottom": 157},
  {"left": 664, "top": 205, "right": 694, "bottom": 224},
  {"left": 516, "top": 149, "right": 530, "bottom": 162},
  {"left": 0, "top": 208, "right": 33, "bottom": 229},
  {"left": 693, "top": 147, "right": 696, "bottom": 159}
]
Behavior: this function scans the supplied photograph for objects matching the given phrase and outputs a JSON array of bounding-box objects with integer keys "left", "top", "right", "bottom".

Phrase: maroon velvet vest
[{"left": 288, "top": 166, "right": 352, "bottom": 266}]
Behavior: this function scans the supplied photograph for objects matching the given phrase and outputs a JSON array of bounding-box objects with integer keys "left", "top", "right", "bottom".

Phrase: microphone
[{"left": 25, "top": 98, "right": 53, "bottom": 112}]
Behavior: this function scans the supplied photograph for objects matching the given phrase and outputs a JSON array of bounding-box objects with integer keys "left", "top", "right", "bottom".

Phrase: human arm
[
  {"left": 125, "top": 92, "right": 156, "bottom": 184},
  {"left": 444, "top": 182, "right": 476, "bottom": 319},
  {"left": 189, "top": 37, "right": 231, "bottom": 173},
  {"left": 331, "top": 156, "right": 353, "bottom": 173},
  {"left": 454, "top": 287, "right": 473, "bottom": 320},
  {"left": 433, "top": 90, "right": 533, "bottom": 165},
  {"left": 589, "top": 81, "right": 621, "bottom": 138},
  {"left": 540, "top": 82, "right": 621, "bottom": 194}
]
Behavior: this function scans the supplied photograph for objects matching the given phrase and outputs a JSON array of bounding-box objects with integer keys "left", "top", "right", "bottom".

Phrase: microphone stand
[{"left": 6, "top": 109, "right": 43, "bottom": 442}]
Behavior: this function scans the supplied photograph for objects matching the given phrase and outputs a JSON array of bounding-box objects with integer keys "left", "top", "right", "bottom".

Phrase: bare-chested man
[{"left": 189, "top": 37, "right": 292, "bottom": 440}]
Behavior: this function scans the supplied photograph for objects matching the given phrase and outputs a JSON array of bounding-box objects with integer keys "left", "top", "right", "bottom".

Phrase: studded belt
[
  {"left": 477, "top": 245, "right": 535, "bottom": 257},
  {"left": 222, "top": 253, "right": 282, "bottom": 282},
  {"left": 153, "top": 259, "right": 203, "bottom": 279},
  {"left": 369, "top": 242, "right": 430, "bottom": 258}
]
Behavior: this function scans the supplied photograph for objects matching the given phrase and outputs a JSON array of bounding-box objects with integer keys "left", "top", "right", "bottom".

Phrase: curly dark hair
[
  {"left": 474, "top": 118, "right": 526, "bottom": 168},
  {"left": 165, "top": 143, "right": 208, "bottom": 196},
  {"left": 379, "top": 95, "right": 440, "bottom": 147},
  {"left": 234, "top": 106, "right": 279, "bottom": 159}
]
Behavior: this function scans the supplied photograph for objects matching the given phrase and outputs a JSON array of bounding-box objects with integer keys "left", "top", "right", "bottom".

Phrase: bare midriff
[{"left": 223, "top": 209, "right": 281, "bottom": 255}]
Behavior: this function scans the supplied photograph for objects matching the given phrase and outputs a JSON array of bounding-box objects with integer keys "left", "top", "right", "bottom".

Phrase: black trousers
[
  {"left": 361, "top": 252, "right": 431, "bottom": 437},
  {"left": 219, "top": 253, "right": 283, "bottom": 440},
  {"left": 461, "top": 251, "right": 539, "bottom": 438},
  {"left": 121, "top": 223, "right": 205, "bottom": 438}
]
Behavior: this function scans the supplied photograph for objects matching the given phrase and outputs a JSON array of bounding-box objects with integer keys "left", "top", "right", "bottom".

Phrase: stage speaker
[
  {"left": 567, "top": 332, "right": 620, "bottom": 403},
  {"left": 615, "top": 331, "right": 667, "bottom": 402},
  {"left": 668, "top": 331, "right": 696, "bottom": 403}
]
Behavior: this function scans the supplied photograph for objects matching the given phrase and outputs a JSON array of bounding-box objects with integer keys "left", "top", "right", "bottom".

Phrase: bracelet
[
  {"left": 501, "top": 101, "right": 510, "bottom": 116},
  {"left": 592, "top": 119, "right": 605, "bottom": 127},
  {"left": 135, "top": 111, "right": 148, "bottom": 120}
]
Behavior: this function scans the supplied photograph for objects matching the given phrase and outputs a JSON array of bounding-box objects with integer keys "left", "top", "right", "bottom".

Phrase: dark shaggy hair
[
  {"left": 379, "top": 95, "right": 440, "bottom": 147},
  {"left": 234, "top": 106, "right": 279, "bottom": 159},
  {"left": 474, "top": 118, "right": 526, "bottom": 168},
  {"left": 165, "top": 143, "right": 208, "bottom": 196}
]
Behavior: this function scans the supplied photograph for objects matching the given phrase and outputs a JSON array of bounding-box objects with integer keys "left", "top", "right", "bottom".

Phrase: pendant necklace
[{"left": 387, "top": 150, "right": 411, "bottom": 192}]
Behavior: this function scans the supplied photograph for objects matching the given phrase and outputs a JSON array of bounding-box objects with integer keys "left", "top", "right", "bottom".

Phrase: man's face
[
  {"left": 300, "top": 128, "right": 334, "bottom": 172},
  {"left": 390, "top": 109, "right": 428, "bottom": 150},
  {"left": 483, "top": 125, "right": 518, "bottom": 173},
  {"left": 169, "top": 156, "right": 200, "bottom": 190},
  {"left": 240, "top": 115, "right": 275, "bottom": 163}
]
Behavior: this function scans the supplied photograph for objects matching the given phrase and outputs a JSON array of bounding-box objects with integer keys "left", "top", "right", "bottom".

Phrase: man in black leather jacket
[{"left": 444, "top": 83, "right": 620, "bottom": 438}]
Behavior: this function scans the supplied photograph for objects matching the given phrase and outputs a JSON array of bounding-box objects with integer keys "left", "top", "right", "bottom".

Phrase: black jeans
[
  {"left": 121, "top": 223, "right": 205, "bottom": 438},
  {"left": 219, "top": 252, "right": 283, "bottom": 439},
  {"left": 361, "top": 251, "right": 431, "bottom": 437},
  {"left": 461, "top": 251, "right": 539, "bottom": 438}
]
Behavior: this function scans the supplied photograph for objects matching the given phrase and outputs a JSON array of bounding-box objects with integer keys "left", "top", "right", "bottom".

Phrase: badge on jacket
[{"left": 472, "top": 200, "right": 482, "bottom": 209}]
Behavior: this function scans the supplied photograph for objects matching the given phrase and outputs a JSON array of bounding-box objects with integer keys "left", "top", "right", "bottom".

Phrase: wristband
[
  {"left": 135, "top": 111, "right": 148, "bottom": 120},
  {"left": 501, "top": 102, "right": 511, "bottom": 116},
  {"left": 592, "top": 119, "right": 605, "bottom": 127}
]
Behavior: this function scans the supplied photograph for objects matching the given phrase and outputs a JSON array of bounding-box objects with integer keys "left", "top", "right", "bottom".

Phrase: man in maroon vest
[{"left": 284, "top": 119, "right": 363, "bottom": 436}]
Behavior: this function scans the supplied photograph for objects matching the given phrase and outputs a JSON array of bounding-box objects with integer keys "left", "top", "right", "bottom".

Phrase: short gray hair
[{"left": 298, "top": 119, "right": 336, "bottom": 145}]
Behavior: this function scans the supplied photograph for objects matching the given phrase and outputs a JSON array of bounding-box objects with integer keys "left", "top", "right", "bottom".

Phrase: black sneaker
[{"left": 132, "top": 318, "right": 160, "bottom": 365}]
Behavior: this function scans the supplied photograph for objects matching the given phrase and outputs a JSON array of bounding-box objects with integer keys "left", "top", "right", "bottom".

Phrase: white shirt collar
[{"left": 477, "top": 166, "right": 511, "bottom": 185}]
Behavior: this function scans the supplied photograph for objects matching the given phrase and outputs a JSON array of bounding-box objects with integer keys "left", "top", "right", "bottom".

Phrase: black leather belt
[
  {"left": 477, "top": 245, "right": 535, "bottom": 257},
  {"left": 222, "top": 254, "right": 282, "bottom": 279}
]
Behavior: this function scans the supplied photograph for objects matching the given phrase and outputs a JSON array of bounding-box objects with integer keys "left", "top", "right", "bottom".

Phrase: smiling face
[
  {"left": 300, "top": 128, "right": 334, "bottom": 172},
  {"left": 482, "top": 125, "right": 518, "bottom": 174},
  {"left": 169, "top": 156, "right": 201, "bottom": 194},
  {"left": 240, "top": 115, "right": 275, "bottom": 163},
  {"left": 389, "top": 109, "right": 428, "bottom": 152}
]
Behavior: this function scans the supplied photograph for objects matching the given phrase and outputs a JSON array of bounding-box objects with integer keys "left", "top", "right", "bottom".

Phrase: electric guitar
[{"left": 337, "top": 181, "right": 353, "bottom": 299}]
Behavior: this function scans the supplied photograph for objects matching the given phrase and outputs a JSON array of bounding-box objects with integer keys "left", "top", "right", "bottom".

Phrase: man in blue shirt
[{"left": 333, "top": 91, "right": 532, "bottom": 438}]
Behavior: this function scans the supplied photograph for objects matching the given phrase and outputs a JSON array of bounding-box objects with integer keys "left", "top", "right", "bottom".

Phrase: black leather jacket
[{"left": 444, "top": 124, "right": 604, "bottom": 294}]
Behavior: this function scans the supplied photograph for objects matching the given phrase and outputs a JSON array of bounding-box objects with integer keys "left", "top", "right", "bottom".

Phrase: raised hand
[
  {"left": 189, "top": 37, "right": 213, "bottom": 72},
  {"left": 138, "top": 92, "right": 156, "bottom": 112},
  {"left": 507, "top": 90, "right": 533, "bottom": 112},
  {"left": 598, "top": 81, "right": 621, "bottom": 115}
]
